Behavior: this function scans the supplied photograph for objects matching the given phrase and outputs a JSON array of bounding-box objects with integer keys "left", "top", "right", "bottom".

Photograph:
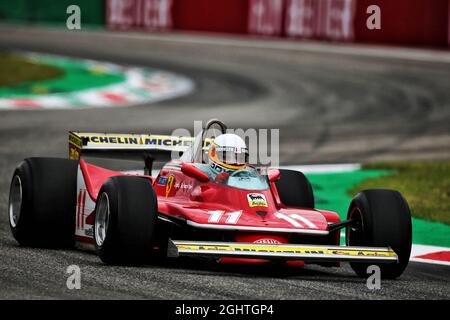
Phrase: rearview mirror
[
  {"left": 267, "top": 168, "right": 281, "bottom": 182},
  {"left": 181, "top": 163, "right": 210, "bottom": 182}
]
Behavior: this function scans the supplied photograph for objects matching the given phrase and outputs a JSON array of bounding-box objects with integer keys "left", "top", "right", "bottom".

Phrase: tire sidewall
[
  {"left": 9, "top": 163, "right": 33, "bottom": 245},
  {"left": 94, "top": 179, "right": 120, "bottom": 264}
]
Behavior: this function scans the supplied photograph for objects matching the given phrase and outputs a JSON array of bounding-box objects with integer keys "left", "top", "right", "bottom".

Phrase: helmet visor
[{"left": 216, "top": 146, "right": 248, "bottom": 166}]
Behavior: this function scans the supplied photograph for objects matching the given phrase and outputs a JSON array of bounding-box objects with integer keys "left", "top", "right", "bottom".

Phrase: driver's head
[{"left": 208, "top": 133, "right": 248, "bottom": 174}]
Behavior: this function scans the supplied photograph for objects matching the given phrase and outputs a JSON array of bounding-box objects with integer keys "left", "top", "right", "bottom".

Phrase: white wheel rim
[
  {"left": 95, "top": 192, "right": 110, "bottom": 247},
  {"left": 9, "top": 175, "right": 22, "bottom": 228}
]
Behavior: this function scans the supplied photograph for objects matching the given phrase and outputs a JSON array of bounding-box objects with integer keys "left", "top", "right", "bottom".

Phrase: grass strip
[
  {"left": 349, "top": 161, "right": 450, "bottom": 225},
  {"left": 0, "top": 53, "right": 64, "bottom": 87}
]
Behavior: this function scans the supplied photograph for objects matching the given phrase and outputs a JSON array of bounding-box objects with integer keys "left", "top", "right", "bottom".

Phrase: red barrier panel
[
  {"left": 354, "top": 0, "right": 449, "bottom": 47},
  {"left": 172, "top": 0, "right": 248, "bottom": 33},
  {"left": 105, "top": 0, "right": 450, "bottom": 48},
  {"left": 107, "top": 0, "right": 172, "bottom": 30},
  {"left": 284, "top": 0, "right": 356, "bottom": 41},
  {"left": 248, "top": 0, "right": 284, "bottom": 36}
]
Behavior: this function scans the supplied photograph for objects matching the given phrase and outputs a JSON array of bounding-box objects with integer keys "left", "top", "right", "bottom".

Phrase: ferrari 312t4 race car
[{"left": 8, "top": 120, "right": 412, "bottom": 279}]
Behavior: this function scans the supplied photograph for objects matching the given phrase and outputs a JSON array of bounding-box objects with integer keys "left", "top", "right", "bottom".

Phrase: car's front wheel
[
  {"left": 94, "top": 176, "right": 161, "bottom": 265},
  {"left": 346, "top": 189, "right": 412, "bottom": 279}
]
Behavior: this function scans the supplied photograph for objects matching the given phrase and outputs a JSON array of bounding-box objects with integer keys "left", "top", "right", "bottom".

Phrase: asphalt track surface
[{"left": 0, "top": 26, "right": 449, "bottom": 299}]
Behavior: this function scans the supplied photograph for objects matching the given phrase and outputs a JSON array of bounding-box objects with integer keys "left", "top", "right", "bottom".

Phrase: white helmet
[{"left": 208, "top": 133, "right": 248, "bottom": 174}]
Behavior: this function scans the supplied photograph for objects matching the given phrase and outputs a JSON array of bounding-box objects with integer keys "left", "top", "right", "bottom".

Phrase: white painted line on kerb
[
  {"left": 280, "top": 163, "right": 361, "bottom": 173},
  {"left": 410, "top": 244, "right": 450, "bottom": 266}
]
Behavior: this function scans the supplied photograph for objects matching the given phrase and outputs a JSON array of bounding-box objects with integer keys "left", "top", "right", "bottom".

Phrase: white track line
[
  {"left": 111, "top": 31, "right": 450, "bottom": 64},
  {"left": 280, "top": 163, "right": 361, "bottom": 173},
  {"left": 3, "top": 25, "right": 449, "bottom": 64}
]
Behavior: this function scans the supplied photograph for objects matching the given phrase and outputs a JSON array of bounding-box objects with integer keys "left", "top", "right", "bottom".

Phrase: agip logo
[
  {"left": 247, "top": 193, "right": 268, "bottom": 208},
  {"left": 254, "top": 238, "right": 281, "bottom": 244}
]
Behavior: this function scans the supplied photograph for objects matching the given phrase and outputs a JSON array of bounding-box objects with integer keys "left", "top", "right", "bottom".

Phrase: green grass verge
[
  {"left": 0, "top": 53, "right": 64, "bottom": 87},
  {"left": 349, "top": 161, "right": 450, "bottom": 225}
]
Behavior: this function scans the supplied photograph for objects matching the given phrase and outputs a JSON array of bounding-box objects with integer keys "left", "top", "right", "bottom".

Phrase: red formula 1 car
[{"left": 8, "top": 120, "right": 412, "bottom": 278}]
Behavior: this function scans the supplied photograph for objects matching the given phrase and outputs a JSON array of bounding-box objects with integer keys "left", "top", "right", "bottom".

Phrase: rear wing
[{"left": 69, "top": 131, "right": 209, "bottom": 162}]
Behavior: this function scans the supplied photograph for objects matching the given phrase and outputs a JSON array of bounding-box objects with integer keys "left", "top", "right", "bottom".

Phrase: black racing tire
[
  {"left": 94, "top": 176, "right": 159, "bottom": 265},
  {"left": 275, "top": 169, "right": 314, "bottom": 208},
  {"left": 346, "top": 189, "right": 412, "bottom": 279},
  {"left": 8, "top": 157, "right": 78, "bottom": 248}
]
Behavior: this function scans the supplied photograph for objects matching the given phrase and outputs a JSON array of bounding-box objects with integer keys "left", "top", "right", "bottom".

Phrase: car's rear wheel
[
  {"left": 275, "top": 169, "right": 314, "bottom": 208},
  {"left": 94, "top": 176, "right": 161, "bottom": 265},
  {"left": 346, "top": 189, "right": 412, "bottom": 279},
  {"left": 8, "top": 157, "right": 78, "bottom": 248}
]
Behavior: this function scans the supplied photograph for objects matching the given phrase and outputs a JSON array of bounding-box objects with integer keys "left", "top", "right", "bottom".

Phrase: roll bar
[{"left": 193, "top": 119, "right": 227, "bottom": 163}]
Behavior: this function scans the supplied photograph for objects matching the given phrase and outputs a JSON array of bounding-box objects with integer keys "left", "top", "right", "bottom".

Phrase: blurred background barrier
[
  {"left": 172, "top": 0, "right": 248, "bottom": 33},
  {"left": 106, "top": 0, "right": 450, "bottom": 48},
  {"left": 0, "top": 0, "right": 449, "bottom": 47}
]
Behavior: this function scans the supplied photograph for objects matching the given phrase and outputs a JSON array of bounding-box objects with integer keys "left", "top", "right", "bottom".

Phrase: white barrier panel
[
  {"left": 107, "top": 0, "right": 173, "bottom": 30},
  {"left": 285, "top": 0, "right": 356, "bottom": 41},
  {"left": 248, "top": 0, "right": 285, "bottom": 36}
]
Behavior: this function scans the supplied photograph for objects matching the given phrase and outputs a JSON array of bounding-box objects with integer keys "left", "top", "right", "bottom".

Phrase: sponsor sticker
[
  {"left": 69, "top": 147, "right": 80, "bottom": 160},
  {"left": 76, "top": 133, "right": 197, "bottom": 147},
  {"left": 157, "top": 176, "right": 168, "bottom": 186},
  {"left": 254, "top": 238, "right": 281, "bottom": 244},
  {"left": 175, "top": 182, "right": 193, "bottom": 191},
  {"left": 69, "top": 132, "right": 83, "bottom": 149},
  {"left": 247, "top": 193, "right": 268, "bottom": 207},
  {"left": 85, "top": 226, "right": 94, "bottom": 237},
  {"left": 69, "top": 132, "right": 83, "bottom": 160},
  {"left": 210, "top": 162, "right": 234, "bottom": 174}
]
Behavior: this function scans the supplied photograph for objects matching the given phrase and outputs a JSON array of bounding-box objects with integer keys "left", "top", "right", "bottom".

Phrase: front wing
[{"left": 168, "top": 240, "right": 398, "bottom": 264}]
